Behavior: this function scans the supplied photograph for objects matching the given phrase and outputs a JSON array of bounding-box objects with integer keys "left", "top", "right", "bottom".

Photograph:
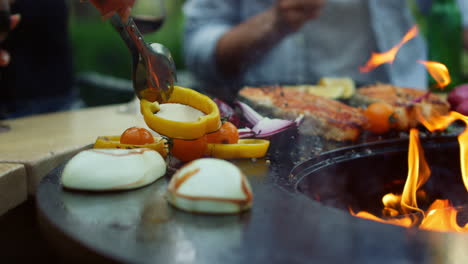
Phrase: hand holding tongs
[{"left": 110, "top": 14, "right": 176, "bottom": 103}]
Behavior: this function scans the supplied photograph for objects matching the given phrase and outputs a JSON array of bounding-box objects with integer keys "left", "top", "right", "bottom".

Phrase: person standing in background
[
  {"left": 183, "top": 0, "right": 468, "bottom": 99},
  {"left": 0, "top": 0, "right": 74, "bottom": 120}
]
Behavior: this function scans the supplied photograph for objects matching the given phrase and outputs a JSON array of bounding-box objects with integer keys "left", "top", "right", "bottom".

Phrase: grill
[
  {"left": 37, "top": 134, "right": 468, "bottom": 263},
  {"left": 293, "top": 135, "right": 468, "bottom": 226}
]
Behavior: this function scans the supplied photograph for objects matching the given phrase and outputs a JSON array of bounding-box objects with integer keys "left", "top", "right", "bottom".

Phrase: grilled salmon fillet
[
  {"left": 239, "top": 86, "right": 367, "bottom": 141},
  {"left": 350, "top": 84, "right": 450, "bottom": 130}
]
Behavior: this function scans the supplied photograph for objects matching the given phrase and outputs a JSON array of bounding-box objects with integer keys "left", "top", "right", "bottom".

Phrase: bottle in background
[
  {"left": 426, "top": 0, "right": 463, "bottom": 92},
  {"left": 131, "top": 0, "right": 166, "bottom": 34}
]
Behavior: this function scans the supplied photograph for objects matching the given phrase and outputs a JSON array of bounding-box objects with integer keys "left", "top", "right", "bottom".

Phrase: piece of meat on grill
[
  {"left": 239, "top": 86, "right": 367, "bottom": 141},
  {"left": 349, "top": 84, "right": 450, "bottom": 130}
]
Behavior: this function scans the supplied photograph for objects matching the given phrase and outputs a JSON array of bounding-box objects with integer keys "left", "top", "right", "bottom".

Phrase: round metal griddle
[{"left": 37, "top": 135, "right": 468, "bottom": 263}]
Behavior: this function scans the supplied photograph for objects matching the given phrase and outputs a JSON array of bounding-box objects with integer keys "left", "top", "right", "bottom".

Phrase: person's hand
[
  {"left": 0, "top": 13, "right": 20, "bottom": 67},
  {"left": 88, "top": 0, "right": 136, "bottom": 22},
  {"left": 273, "top": 0, "right": 326, "bottom": 33}
]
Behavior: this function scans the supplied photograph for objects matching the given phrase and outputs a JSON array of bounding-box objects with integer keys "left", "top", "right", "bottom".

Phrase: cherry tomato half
[
  {"left": 364, "top": 102, "right": 396, "bottom": 134},
  {"left": 206, "top": 121, "right": 239, "bottom": 144},
  {"left": 120, "top": 127, "right": 155, "bottom": 145},
  {"left": 171, "top": 135, "right": 208, "bottom": 162}
]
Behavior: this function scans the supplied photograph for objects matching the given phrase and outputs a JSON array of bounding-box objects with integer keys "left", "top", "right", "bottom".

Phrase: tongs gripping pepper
[
  {"left": 110, "top": 14, "right": 176, "bottom": 103},
  {"left": 140, "top": 86, "right": 221, "bottom": 140}
]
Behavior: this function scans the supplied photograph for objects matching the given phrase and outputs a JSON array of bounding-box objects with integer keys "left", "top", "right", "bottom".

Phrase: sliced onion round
[
  {"left": 166, "top": 158, "right": 253, "bottom": 214},
  {"left": 62, "top": 148, "right": 166, "bottom": 191}
]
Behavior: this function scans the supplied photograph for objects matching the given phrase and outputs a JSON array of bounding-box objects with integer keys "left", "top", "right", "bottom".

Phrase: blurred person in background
[
  {"left": 183, "top": 0, "right": 468, "bottom": 99},
  {"left": 0, "top": 0, "right": 74, "bottom": 120}
]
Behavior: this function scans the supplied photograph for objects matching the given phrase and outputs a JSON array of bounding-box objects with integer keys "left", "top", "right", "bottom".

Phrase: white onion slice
[
  {"left": 62, "top": 149, "right": 166, "bottom": 191},
  {"left": 166, "top": 158, "right": 253, "bottom": 214}
]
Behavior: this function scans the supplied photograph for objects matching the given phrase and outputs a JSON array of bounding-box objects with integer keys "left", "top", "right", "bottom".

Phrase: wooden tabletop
[
  {"left": 0, "top": 100, "right": 148, "bottom": 213},
  {"left": 0, "top": 163, "right": 27, "bottom": 216}
]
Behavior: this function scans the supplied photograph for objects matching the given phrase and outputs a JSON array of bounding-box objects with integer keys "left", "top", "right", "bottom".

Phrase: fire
[
  {"left": 360, "top": 25, "right": 419, "bottom": 73},
  {"left": 420, "top": 200, "right": 467, "bottom": 232},
  {"left": 401, "top": 129, "right": 431, "bottom": 216},
  {"left": 416, "top": 111, "right": 468, "bottom": 231},
  {"left": 418, "top": 111, "right": 468, "bottom": 191},
  {"left": 417, "top": 60, "right": 451, "bottom": 89},
  {"left": 355, "top": 54, "right": 468, "bottom": 232},
  {"left": 351, "top": 114, "right": 468, "bottom": 232}
]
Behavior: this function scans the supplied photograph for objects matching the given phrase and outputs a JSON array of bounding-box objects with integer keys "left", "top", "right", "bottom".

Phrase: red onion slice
[
  {"left": 235, "top": 101, "right": 302, "bottom": 138},
  {"left": 238, "top": 128, "right": 256, "bottom": 139},
  {"left": 235, "top": 101, "right": 264, "bottom": 126},
  {"left": 213, "top": 98, "right": 241, "bottom": 126},
  {"left": 252, "top": 118, "right": 296, "bottom": 138},
  {"left": 295, "top": 114, "right": 304, "bottom": 126}
]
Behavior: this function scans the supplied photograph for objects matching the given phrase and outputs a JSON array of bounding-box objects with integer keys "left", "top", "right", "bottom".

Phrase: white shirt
[{"left": 184, "top": 0, "right": 468, "bottom": 94}]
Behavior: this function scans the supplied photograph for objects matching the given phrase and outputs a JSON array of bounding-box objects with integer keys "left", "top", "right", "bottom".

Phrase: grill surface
[
  {"left": 294, "top": 135, "right": 468, "bottom": 215},
  {"left": 37, "top": 135, "right": 468, "bottom": 263}
]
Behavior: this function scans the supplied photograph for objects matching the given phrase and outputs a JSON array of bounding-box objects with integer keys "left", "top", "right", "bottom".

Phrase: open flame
[
  {"left": 351, "top": 114, "right": 468, "bottom": 232},
  {"left": 355, "top": 54, "right": 468, "bottom": 231},
  {"left": 418, "top": 111, "right": 468, "bottom": 191},
  {"left": 359, "top": 25, "right": 419, "bottom": 73},
  {"left": 417, "top": 60, "right": 451, "bottom": 89}
]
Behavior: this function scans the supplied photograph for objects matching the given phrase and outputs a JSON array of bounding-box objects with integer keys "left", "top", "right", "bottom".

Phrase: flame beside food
[
  {"left": 359, "top": 25, "right": 419, "bottom": 73},
  {"left": 355, "top": 43, "right": 468, "bottom": 232},
  {"left": 351, "top": 114, "right": 468, "bottom": 232},
  {"left": 417, "top": 60, "right": 451, "bottom": 89},
  {"left": 418, "top": 111, "right": 468, "bottom": 191}
]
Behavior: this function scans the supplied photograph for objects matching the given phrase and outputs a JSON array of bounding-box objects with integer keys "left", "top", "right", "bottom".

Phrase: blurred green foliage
[
  {"left": 409, "top": 0, "right": 468, "bottom": 79},
  {"left": 69, "top": 0, "right": 185, "bottom": 80}
]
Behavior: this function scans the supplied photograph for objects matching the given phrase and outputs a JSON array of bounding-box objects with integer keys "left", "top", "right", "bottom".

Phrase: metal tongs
[{"left": 110, "top": 14, "right": 176, "bottom": 102}]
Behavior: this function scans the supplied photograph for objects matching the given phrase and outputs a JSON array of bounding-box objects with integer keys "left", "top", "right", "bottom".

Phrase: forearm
[{"left": 215, "top": 7, "right": 287, "bottom": 77}]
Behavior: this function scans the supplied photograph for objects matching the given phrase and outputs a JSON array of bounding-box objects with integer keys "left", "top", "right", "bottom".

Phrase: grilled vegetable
[
  {"left": 140, "top": 86, "right": 221, "bottom": 140},
  {"left": 448, "top": 84, "right": 468, "bottom": 115}
]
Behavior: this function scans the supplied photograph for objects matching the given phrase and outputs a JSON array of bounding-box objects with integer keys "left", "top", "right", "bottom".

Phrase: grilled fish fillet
[
  {"left": 239, "top": 86, "right": 366, "bottom": 141},
  {"left": 350, "top": 84, "right": 450, "bottom": 130}
]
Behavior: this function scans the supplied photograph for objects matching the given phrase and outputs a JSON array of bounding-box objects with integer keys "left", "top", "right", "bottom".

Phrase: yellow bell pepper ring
[
  {"left": 93, "top": 136, "right": 168, "bottom": 157},
  {"left": 140, "top": 86, "right": 222, "bottom": 140},
  {"left": 206, "top": 139, "right": 270, "bottom": 159}
]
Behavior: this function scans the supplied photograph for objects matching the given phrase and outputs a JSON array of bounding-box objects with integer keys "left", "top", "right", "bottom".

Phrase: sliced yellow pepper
[
  {"left": 140, "top": 86, "right": 221, "bottom": 140},
  {"left": 206, "top": 139, "right": 270, "bottom": 159},
  {"left": 93, "top": 136, "right": 168, "bottom": 157}
]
